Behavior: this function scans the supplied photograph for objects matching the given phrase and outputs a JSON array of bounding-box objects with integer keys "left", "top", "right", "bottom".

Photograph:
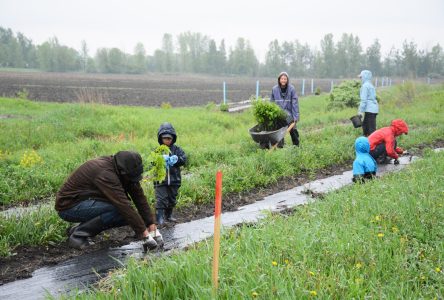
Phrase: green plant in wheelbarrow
[{"left": 249, "top": 99, "right": 290, "bottom": 149}]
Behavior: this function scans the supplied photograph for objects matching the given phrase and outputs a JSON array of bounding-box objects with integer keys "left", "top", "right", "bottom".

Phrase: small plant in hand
[
  {"left": 144, "top": 145, "right": 170, "bottom": 182},
  {"left": 252, "top": 98, "right": 287, "bottom": 131},
  {"left": 328, "top": 80, "right": 361, "bottom": 110}
]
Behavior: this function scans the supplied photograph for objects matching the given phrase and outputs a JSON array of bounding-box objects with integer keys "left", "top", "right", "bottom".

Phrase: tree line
[{"left": 1, "top": 27, "right": 443, "bottom": 78}]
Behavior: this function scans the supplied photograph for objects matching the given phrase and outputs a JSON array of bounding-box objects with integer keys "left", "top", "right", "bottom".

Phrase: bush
[
  {"left": 252, "top": 98, "right": 287, "bottom": 131},
  {"left": 328, "top": 80, "right": 361, "bottom": 110},
  {"left": 219, "top": 103, "right": 229, "bottom": 112},
  {"left": 315, "top": 87, "right": 321, "bottom": 95}
]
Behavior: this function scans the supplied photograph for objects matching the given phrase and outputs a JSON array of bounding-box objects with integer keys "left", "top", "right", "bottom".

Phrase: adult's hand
[{"left": 148, "top": 224, "right": 157, "bottom": 232}]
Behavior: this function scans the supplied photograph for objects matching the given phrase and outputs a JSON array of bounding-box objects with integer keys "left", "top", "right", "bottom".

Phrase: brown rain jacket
[{"left": 55, "top": 156, "right": 154, "bottom": 237}]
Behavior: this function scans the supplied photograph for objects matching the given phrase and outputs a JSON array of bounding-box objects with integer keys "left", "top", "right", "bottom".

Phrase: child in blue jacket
[{"left": 353, "top": 136, "right": 377, "bottom": 183}]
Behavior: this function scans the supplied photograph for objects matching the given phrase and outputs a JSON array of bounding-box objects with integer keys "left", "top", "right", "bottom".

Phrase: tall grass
[
  {"left": 1, "top": 83, "right": 443, "bottom": 206},
  {"left": 0, "top": 83, "right": 443, "bottom": 255},
  {"left": 69, "top": 150, "right": 444, "bottom": 299}
]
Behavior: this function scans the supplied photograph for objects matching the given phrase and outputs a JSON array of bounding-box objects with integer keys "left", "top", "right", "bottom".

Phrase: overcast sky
[{"left": 1, "top": 0, "right": 443, "bottom": 62}]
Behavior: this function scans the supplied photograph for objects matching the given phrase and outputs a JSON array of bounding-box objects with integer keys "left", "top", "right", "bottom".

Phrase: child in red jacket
[{"left": 368, "top": 119, "right": 409, "bottom": 164}]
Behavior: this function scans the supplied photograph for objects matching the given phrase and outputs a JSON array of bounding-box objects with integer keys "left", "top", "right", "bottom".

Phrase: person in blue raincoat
[
  {"left": 270, "top": 71, "right": 300, "bottom": 147},
  {"left": 358, "top": 70, "right": 378, "bottom": 137},
  {"left": 352, "top": 136, "right": 377, "bottom": 183}
]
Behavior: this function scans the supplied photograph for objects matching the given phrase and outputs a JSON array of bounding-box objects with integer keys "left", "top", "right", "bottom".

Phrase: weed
[{"left": 161, "top": 102, "right": 172, "bottom": 109}]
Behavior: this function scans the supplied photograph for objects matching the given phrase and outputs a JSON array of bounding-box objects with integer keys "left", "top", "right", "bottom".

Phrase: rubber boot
[
  {"left": 156, "top": 209, "right": 165, "bottom": 227},
  {"left": 69, "top": 216, "right": 106, "bottom": 250},
  {"left": 165, "top": 208, "right": 177, "bottom": 223}
]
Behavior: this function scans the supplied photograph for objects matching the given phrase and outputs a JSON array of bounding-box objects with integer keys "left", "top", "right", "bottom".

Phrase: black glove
[{"left": 394, "top": 159, "right": 400, "bottom": 165}]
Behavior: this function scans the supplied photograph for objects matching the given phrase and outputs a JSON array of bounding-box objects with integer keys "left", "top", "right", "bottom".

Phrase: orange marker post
[{"left": 212, "top": 170, "right": 223, "bottom": 296}]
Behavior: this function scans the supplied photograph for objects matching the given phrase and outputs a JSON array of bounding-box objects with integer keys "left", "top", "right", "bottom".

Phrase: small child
[
  {"left": 155, "top": 122, "right": 187, "bottom": 226},
  {"left": 352, "top": 136, "right": 377, "bottom": 183}
]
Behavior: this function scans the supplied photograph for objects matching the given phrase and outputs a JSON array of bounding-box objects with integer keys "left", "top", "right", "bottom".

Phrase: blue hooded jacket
[
  {"left": 358, "top": 70, "right": 378, "bottom": 114},
  {"left": 353, "top": 137, "right": 377, "bottom": 180}
]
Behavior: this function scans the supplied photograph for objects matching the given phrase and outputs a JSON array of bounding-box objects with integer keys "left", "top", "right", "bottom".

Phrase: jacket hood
[
  {"left": 157, "top": 122, "right": 177, "bottom": 144},
  {"left": 390, "top": 119, "right": 409, "bottom": 136},
  {"left": 278, "top": 71, "right": 290, "bottom": 86},
  {"left": 113, "top": 151, "right": 144, "bottom": 182},
  {"left": 359, "top": 70, "right": 372, "bottom": 83},
  {"left": 355, "top": 136, "right": 370, "bottom": 154}
]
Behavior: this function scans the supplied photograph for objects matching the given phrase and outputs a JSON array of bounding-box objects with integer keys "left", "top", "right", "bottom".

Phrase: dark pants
[
  {"left": 276, "top": 118, "right": 300, "bottom": 147},
  {"left": 370, "top": 140, "right": 397, "bottom": 161},
  {"left": 362, "top": 112, "right": 377, "bottom": 137},
  {"left": 155, "top": 185, "right": 180, "bottom": 209},
  {"left": 58, "top": 199, "right": 127, "bottom": 228}
]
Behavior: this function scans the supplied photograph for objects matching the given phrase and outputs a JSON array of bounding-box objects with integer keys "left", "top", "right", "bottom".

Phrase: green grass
[
  {"left": 68, "top": 150, "right": 444, "bottom": 299},
  {"left": 1, "top": 83, "right": 444, "bottom": 255}
]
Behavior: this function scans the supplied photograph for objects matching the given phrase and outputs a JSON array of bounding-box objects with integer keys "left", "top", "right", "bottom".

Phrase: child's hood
[
  {"left": 355, "top": 136, "right": 370, "bottom": 154},
  {"left": 157, "top": 122, "right": 177, "bottom": 145}
]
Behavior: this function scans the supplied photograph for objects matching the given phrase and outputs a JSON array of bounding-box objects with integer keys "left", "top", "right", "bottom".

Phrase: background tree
[
  {"left": 366, "top": 39, "right": 382, "bottom": 76},
  {"left": 320, "top": 33, "right": 336, "bottom": 78}
]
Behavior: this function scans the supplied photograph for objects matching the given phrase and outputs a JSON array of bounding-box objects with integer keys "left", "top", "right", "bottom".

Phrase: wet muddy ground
[{"left": 1, "top": 140, "right": 443, "bottom": 286}]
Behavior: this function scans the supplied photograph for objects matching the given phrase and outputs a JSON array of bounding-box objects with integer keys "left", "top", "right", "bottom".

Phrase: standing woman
[
  {"left": 270, "top": 71, "right": 300, "bottom": 147},
  {"left": 358, "top": 70, "right": 378, "bottom": 136}
]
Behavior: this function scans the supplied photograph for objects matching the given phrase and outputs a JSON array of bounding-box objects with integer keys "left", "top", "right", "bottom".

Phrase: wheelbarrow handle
[{"left": 270, "top": 122, "right": 296, "bottom": 150}]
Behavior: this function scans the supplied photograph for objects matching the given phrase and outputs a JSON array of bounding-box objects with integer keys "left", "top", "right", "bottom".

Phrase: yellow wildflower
[
  {"left": 310, "top": 291, "right": 317, "bottom": 297},
  {"left": 391, "top": 226, "right": 399, "bottom": 233},
  {"left": 355, "top": 262, "right": 362, "bottom": 269},
  {"left": 377, "top": 233, "right": 384, "bottom": 238},
  {"left": 309, "top": 271, "right": 315, "bottom": 276},
  {"left": 20, "top": 150, "right": 43, "bottom": 168},
  {"left": 435, "top": 267, "right": 441, "bottom": 273},
  {"left": 355, "top": 278, "right": 363, "bottom": 284},
  {"left": 284, "top": 259, "right": 290, "bottom": 265},
  {"left": 272, "top": 261, "right": 278, "bottom": 266},
  {"left": 252, "top": 291, "right": 259, "bottom": 298},
  {"left": 375, "top": 215, "right": 381, "bottom": 221}
]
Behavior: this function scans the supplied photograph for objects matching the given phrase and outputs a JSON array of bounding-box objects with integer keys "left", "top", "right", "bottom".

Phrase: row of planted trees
[{"left": 1, "top": 27, "right": 443, "bottom": 78}]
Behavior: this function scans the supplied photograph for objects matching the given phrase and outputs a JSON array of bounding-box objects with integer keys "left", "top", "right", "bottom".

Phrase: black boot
[
  {"left": 165, "top": 208, "right": 177, "bottom": 223},
  {"left": 156, "top": 209, "right": 165, "bottom": 227},
  {"left": 69, "top": 216, "right": 106, "bottom": 250}
]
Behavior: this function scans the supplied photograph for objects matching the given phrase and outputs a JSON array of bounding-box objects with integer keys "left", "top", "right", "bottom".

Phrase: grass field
[
  {"left": 0, "top": 82, "right": 443, "bottom": 256},
  {"left": 68, "top": 150, "right": 444, "bottom": 299}
]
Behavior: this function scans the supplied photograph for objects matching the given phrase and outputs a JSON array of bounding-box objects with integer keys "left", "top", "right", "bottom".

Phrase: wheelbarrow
[{"left": 249, "top": 122, "right": 295, "bottom": 150}]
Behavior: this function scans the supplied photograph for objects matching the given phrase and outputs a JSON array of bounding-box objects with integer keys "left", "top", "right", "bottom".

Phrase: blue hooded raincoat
[
  {"left": 353, "top": 136, "right": 377, "bottom": 182},
  {"left": 358, "top": 70, "right": 378, "bottom": 114}
]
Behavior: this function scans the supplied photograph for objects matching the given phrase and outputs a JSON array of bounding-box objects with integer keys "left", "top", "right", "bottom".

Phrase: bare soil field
[{"left": 0, "top": 71, "right": 335, "bottom": 107}]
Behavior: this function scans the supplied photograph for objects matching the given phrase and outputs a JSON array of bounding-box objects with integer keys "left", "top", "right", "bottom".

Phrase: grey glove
[
  {"left": 149, "top": 229, "right": 164, "bottom": 248},
  {"left": 142, "top": 235, "right": 158, "bottom": 252}
]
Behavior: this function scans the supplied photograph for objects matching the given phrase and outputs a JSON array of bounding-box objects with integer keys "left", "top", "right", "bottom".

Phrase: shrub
[
  {"left": 328, "top": 80, "right": 361, "bottom": 110},
  {"left": 315, "top": 87, "right": 321, "bottom": 95},
  {"left": 252, "top": 98, "right": 287, "bottom": 131},
  {"left": 219, "top": 103, "right": 229, "bottom": 112}
]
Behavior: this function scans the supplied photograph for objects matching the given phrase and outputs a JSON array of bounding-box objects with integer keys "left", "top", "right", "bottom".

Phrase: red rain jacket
[{"left": 369, "top": 119, "right": 409, "bottom": 159}]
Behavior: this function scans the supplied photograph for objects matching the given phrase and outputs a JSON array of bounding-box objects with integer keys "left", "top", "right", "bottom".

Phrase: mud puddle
[{"left": 1, "top": 151, "right": 437, "bottom": 299}]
